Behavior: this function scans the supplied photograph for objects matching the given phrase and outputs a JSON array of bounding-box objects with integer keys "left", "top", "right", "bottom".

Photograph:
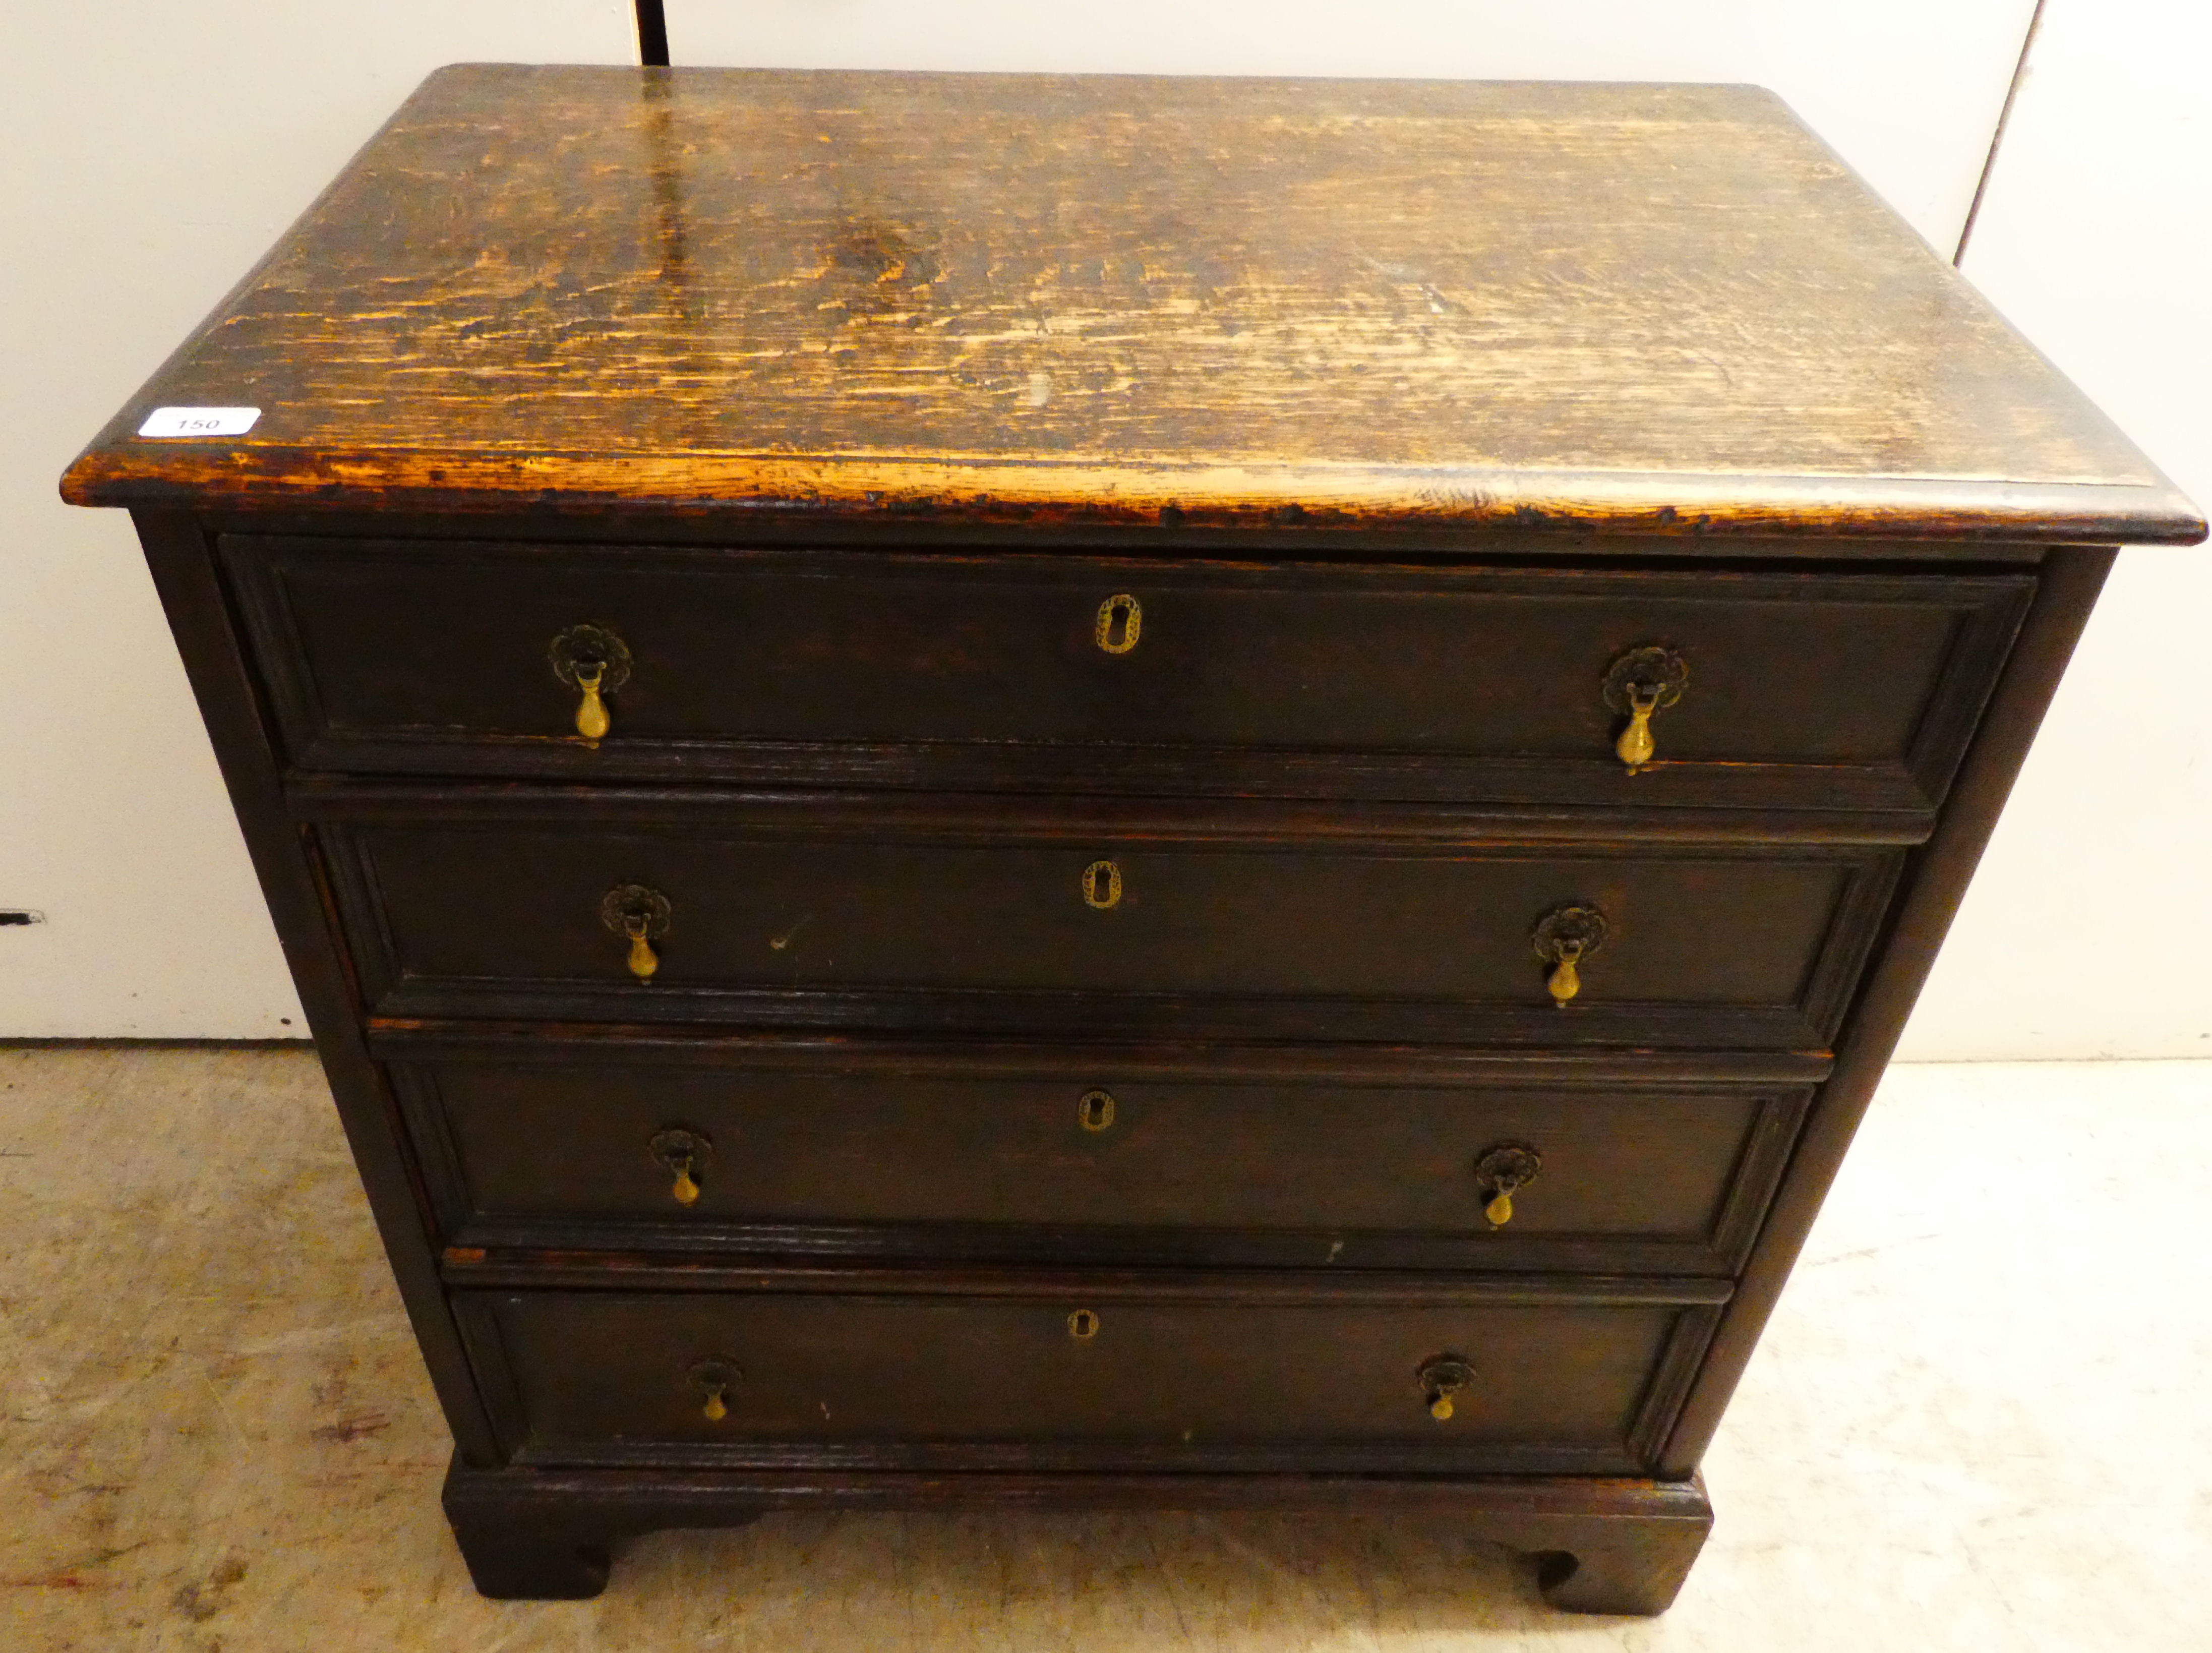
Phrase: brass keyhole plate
[
  {"left": 1094, "top": 594, "right": 1142, "bottom": 654},
  {"left": 1067, "top": 1309, "right": 1101, "bottom": 1340},
  {"left": 1079, "top": 1089, "right": 1117, "bottom": 1132},
  {"left": 1082, "top": 859, "right": 1123, "bottom": 909}
]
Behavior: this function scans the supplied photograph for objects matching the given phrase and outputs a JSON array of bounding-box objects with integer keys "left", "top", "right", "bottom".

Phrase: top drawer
[{"left": 222, "top": 536, "right": 2030, "bottom": 812}]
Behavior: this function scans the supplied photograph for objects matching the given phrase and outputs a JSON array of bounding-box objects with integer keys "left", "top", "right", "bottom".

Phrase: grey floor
[{"left": 2, "top": 1047, "right": 2206, "bottom": 1649}]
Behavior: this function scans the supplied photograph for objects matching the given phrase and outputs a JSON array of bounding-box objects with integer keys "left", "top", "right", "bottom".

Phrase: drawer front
[
  {"left": 228, "top": 536, "right": 2029, "bottom": 812},
  {"left": 326, "top": 819, "right": 1900, "bottom": 1045},
  {"left": 401, "top": 1053, "right": 1808, "bottom": 1275},
  {"left": 452, "top": 1281, "right": 1722, "bottom": 1474}
]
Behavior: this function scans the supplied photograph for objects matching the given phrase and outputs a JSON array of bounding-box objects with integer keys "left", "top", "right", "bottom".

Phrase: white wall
[
  {"left": 0, "top": 4, "right": 633, "bottom": 1036},
  {"left": 663, "top": 1, "right": 2038, "bottom": 254},
  {"left": 4, "top": 2, "right": 2200, "bottom": 1051},
  {"left": 1898, "top": 0, "right": 2212, "bottom": 1059}
]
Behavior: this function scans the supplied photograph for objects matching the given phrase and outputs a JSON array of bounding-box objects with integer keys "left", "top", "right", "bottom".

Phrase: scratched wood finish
[{"left": 60, "top": 67, "right": 2200, "bottom": 542}]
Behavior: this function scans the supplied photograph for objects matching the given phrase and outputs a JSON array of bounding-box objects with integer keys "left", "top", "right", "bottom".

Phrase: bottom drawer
[{"left": 454, "top": 1274, "right": 1725, "bottom": 1476}]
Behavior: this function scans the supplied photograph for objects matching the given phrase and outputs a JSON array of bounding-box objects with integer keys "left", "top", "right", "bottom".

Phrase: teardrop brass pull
[
  {"left": 649, "top": 1127, "right": 713, "bottom": 1207},
  {"left": 1532, "top": 903, "right": 1609, "bottom": 1008},
  {"left": 1418, "top": 1355, "right": 1475, "bottom": 1422},
  {"left": 600, "top": 883, "right": 672, "bottom": 982},
  {"left": 1082, "top": 859, "right": 1122, "bottom": 910},
  {"left": 1546, "top": 940, "right": 1583, "bottom": 1007},
  {"left": 1615, "top": 683, "right": 1659, "bottom": 773},
  {"left": 688, "top": 1358, "right": 741, "bottom": 1423},
  {"left": 1474, "top": 1143, "right": 1542, "bottom": 1228},
  {"left": 626, "top": 918, "right": 657, "bottom": 981},
  {"left": 575, "top": 664, "right": 611, "bottom": 742},
  {"left": 550, "top": 623, "right": 634, "bottom": 747},
  {"left": 1601, "top": 645, "right": 1688, "bottom": 775},
  {"left": 1094, "top": 593, "right": 1142, "bottom": 654}
]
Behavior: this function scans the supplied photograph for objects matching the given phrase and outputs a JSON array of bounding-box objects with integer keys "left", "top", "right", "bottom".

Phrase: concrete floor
[{"left": 1, "top": 1047, "right": 2205, "bottom": 1650}]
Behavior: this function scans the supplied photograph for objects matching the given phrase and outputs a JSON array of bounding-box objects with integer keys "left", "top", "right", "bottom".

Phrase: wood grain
[{"left": 63, "top": 67, "right": 2202, "bottom": 543}]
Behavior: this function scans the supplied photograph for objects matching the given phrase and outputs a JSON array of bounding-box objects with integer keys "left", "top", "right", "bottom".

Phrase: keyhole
[
  {"left": 1094, "top": 594, "right": 1142, "bottom": 655},
  {"left": 1079, "top": 1089, "right": 1116, "bottom": 1132},
  {"left": 1082, "top": 859, "right": 1122, "bottom": 909},
  {"left": 1067, "top": 1309, "right": 1100, "bottom": 1340}
]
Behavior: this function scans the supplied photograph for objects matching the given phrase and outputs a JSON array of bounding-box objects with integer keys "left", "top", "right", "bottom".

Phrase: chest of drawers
[{"left": 63, "top": 65, "right": 2201, "bottom": 1614}]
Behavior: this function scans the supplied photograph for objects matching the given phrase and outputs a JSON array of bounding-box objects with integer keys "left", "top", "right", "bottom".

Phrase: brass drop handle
[
  {"left": 1547, "top": 938, "right": 1584, "bottom": 1006},
  {"left": 1532, "top": 903, "right": 1609, "bottom": 1008},
  {"left": 649, "top": 1127, "right": 713, "bottom": 1207},
  {"left": 1418, "top": 1355, "right": 1475, "bottom": 1422},
  {"left": 1616, "top": 682, "right": 1660, "bottom": 772},
  {"left": 1602, "top": 645, "right": 1688, "bottom": 775},
  {"left": 600, "top": 883, "right": 672, "bottom": 982},
  {"left": 687, "top": 1358, "right": 741, "bottom": 1423},
  {"left": 574, "top": 663, "right": 611, "bottom": 742},
  {"left": 550, "top": 623, "right": 634, "bottom": 746},
  {"left": 1474, "top": 1143, "right": 1542, "bottom": 1227}
]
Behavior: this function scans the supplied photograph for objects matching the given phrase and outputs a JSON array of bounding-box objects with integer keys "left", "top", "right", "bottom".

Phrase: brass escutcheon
[
  {"left": 550, "top": 623, "right": 634, "bottom": 746},
  {"left": 1532, "top": 903, "right": 1609, "bottom": 1008},
  {"left": 1473, "top": 1143, "right": 1543, "bottom": 1228},
  {"left": 1067, "top": 1309, "right": 1101, "bottom": 1340},
  {"left": 1601, "top": 645, "right": 1689, "bottom": 775},
  {"left": 1082, "top": 859, "right": 1123, "bottom": 910},
  {"left": 1417, "top": 1354, "right": 1476, "bottom": 1422},
  {"left": 1078, "top": 1089, "right": 1117, "bottom": 1132},
  {"left": 649, "top": 1127, "right": 713, "bottom": 1207},
  {"left": 601, "top": 883, "right": 672, "bottom": 982},
  {"left": 687, "top": 1357, "right": 741, "bottom": 1423},
  {"left": 1094, "top": 593, "right": 1142, "bottom": 654}
]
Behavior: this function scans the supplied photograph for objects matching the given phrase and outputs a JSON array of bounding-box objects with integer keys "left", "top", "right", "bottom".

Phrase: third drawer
[{"left": 394, "top": 1041, "right": 1818, "bottom": 1274}]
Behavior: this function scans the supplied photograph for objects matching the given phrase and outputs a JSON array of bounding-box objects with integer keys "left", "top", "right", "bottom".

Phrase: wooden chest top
[{"left": 61, "top": 64, "right": 2199, "bottom": 545}]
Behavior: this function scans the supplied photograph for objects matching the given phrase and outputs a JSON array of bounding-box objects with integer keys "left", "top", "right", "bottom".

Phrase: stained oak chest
[{"left": 62, "top": 65, "right": 2203, "bottom": 1613}]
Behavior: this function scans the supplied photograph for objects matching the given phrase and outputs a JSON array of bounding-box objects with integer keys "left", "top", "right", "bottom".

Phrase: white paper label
[{"left": 138, "top": 405, "right": 260, "bottom": 438}]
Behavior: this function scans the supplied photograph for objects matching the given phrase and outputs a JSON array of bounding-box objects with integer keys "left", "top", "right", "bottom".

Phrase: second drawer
[
  {"left": 395, "top": 1044, "right": 1814, "bottom": 1274},
  {"left": 324, "top": 810, "right": 1902, "bottom": 1046}
]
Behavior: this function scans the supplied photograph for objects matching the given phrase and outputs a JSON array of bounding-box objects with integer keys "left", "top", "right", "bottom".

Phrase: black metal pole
[{"left": 634, "top": 0, "right": 670, "bottom": 67}]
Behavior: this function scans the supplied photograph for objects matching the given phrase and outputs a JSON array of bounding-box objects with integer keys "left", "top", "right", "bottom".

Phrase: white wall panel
[
  {"left": 1902, "top": 0, "right": 2212, "bottom": 1059},
  {"left": 664, "top": 0, "right": 2038, "bottom": 254},
  {"left": 0, "top": 5, "right": 632, "bottom": 1035}
]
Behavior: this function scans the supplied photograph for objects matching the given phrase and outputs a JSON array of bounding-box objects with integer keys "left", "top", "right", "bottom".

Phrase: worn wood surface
[{"left": 62, "top": 66, "right": 2201, "bottom": 543}]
